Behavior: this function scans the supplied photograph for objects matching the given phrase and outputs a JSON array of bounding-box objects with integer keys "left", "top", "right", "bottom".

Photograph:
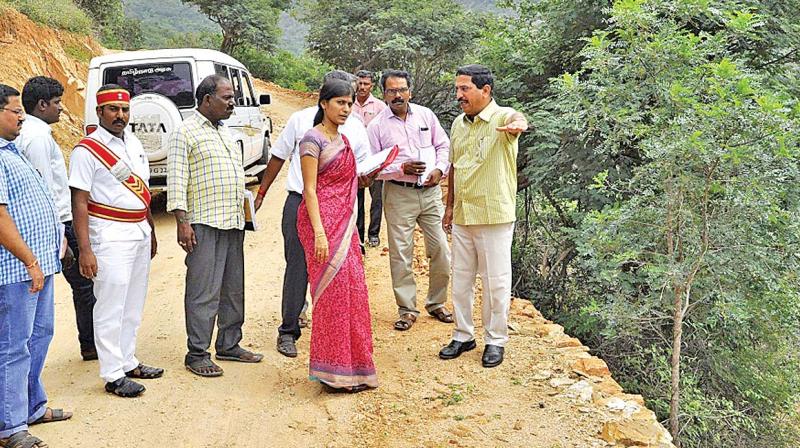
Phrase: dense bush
[
  {"left": 235, "top": 46, "right": 331, "bottom": 92},
  {"left": 484, "top": 0, "right": 800, "bottom": 446},
  {"left": 2, "top": 0, "right": 93, "bottom": 34}
]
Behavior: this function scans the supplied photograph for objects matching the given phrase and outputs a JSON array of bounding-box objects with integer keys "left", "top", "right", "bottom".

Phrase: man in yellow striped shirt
[{"left": 438, "top": 65, "right": 528, "bottom": 368}]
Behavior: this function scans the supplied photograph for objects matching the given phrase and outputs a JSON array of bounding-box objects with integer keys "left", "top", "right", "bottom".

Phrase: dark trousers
[
  {"left": 356, "top": 180, "right": 384, "bottom": 243},
  {"left": 278, "top": 192, "right": 308, "bottom": 340},
  {"left": 62, "top": 221, "right": 97, "bottom": 353},
  {"left": 184, "top": 224, "right": 245, "bottom": 364}
]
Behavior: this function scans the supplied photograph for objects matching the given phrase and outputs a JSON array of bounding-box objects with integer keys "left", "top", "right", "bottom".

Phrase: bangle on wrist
[
  {"left": 25, "top": 259, "right": 38, "bottom": 270},
  {"left": 177, "top": 216, "right": 191, "bottom": 224},
  {"left": 257, "top": 188, "right": 267, "bottom": 197}
]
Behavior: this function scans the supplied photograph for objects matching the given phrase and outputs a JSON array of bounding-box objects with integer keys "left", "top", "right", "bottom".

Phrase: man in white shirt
[
  {"left": 253, "top": 71, "right": 371, "bottom": 358},
  {"left": 17, "top": 76, "right": 98, "bottom": 362},
  {"left": 69, "top": 85, "right": 162, "bottom": 398}
]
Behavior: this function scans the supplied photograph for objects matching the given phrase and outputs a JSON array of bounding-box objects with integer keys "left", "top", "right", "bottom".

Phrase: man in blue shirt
[{"left": 0, "top": 84, "right": 71, "bottom": 448}]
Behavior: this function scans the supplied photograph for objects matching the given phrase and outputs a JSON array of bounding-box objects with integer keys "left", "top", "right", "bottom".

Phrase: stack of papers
[
  {"left": 243, "top": 190, "right": 258, "bottom": 231},
  {"left": 416, "top": 146, "right": 437, "bottom": 186},
  {"left": 357, "top": 145, "right": 400, "bottom": 176}
]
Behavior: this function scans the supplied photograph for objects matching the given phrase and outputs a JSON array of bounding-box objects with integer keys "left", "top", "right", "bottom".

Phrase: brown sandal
[
  {"left": 393, "top": 313, "right": 417, "bottom": 331},
  {"left": 29, "top": 408, "right": 72, "bottom": 426},
  {"left": 0, "top": 430, "right": 48, "bottom": 447},
  {"left": 429, "top": 307, "right": 454, "bottom": 323}
]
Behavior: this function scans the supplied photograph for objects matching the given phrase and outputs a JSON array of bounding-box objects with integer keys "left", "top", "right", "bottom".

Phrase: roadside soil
[{"left": 33, "top": 86, "right": 633, "bottom": 448}]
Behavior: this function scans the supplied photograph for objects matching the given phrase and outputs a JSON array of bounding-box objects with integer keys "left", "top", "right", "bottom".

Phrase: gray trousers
[
  {"left": 383, "top": 181, "right": 450, "bottom": 316},
  {"left": 184, "top": 224, "right": 245, "bottom": 364}
]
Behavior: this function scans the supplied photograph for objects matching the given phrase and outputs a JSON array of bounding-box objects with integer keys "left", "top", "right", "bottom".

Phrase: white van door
[
  {"left": 227, "top": 67, "right": 260, "bottom": 165},
  {"left": 102, "top": 61, "right": 196, "bottom": 165},
  {"left": 240, "top": 71, "right": 265, "bottom": 163},
  {"left": 221, "top": 67, "right": 247, "bottom": 163}
]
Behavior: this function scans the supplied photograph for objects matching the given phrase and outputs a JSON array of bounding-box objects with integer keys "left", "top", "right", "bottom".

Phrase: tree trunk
[
  {"left": 220, "top": 31, "right": 236, "bottom": 55},
  {"left": 670, "top": 284, "right": 684, "bottom": 447}
]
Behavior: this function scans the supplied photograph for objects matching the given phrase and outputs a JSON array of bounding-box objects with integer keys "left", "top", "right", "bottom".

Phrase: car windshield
[{"left": 103, "top": 62, "right": 194, "bottom": 108}]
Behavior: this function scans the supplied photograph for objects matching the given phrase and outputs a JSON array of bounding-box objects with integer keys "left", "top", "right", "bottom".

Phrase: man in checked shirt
[{"left": 167, "top": 75, "right": 263, "bottom": 378}]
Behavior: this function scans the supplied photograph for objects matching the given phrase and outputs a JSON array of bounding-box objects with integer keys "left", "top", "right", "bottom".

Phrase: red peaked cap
[{"left": 97, "top": 89, "right": 130, "bottom": 107}]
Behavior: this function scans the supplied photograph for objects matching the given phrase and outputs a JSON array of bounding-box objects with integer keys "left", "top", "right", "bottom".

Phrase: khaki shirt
[{"left": 450, "top": 100, "right": 519, "bottom": 226}]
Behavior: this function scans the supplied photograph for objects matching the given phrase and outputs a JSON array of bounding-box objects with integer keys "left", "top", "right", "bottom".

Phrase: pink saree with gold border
[{"left": 296, "top": 128, "right": 378, "bottom": 389}]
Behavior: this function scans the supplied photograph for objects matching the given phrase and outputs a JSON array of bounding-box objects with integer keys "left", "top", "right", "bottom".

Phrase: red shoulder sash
[{"left": 76, "top": 137, "right": 151, "bottom": 208}]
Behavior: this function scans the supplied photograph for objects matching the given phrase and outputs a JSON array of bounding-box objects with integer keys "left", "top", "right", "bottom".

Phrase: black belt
[
  {"left": 288, "top": 191, "right": 302, "bottom": 197},
  {"left": 389, "top": 180, "right": 427, "bottom": 190}
]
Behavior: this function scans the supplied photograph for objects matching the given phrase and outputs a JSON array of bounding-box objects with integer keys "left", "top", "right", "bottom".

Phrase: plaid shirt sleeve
[
  {"left": 0, "top": 162, "right": 8, "bottom": 205},
  {"left": 166, "top": 126, "right": 190, "bottom": 213}
]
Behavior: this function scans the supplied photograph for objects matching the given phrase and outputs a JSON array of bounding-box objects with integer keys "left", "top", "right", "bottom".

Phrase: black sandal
[
  {"left": 125, "top": 363, "right": 164, "bottom": 379},
  {"left": 105, "top": 377, "right": 145, "bottom": 398},
  {"left": 0, "top": 431, "right": 47, "bottom": 448},
  {"left": 185, "top": 358, "right": 224, "bottom": 377}
]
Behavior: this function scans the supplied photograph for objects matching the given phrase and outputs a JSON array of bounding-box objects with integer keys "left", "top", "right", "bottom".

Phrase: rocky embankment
[{"left": 517, "top": 302, "right": 675, "bottom": 447}]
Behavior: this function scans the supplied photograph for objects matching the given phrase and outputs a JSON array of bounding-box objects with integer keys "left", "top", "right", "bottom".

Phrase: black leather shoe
[
  {"left": 482, "top": 345, "right": 505, "bottom": 368},
  {"left": 81, "top": 349, "right": 98, "bottom": 361},
  {"left": 438, "top": 339, "right": 476, "bottom": 360}
]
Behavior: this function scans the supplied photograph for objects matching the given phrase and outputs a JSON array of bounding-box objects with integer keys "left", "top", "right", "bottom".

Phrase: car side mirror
[{"left": 259, "top": 94, "right": 271, "bottom": 105}]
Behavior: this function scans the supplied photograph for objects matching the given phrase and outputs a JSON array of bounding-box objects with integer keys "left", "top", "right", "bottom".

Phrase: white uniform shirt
[
  {"left": 68, "top": 126, "right": 151, "bottom": 244},
  {"left": 16, "top": 115, "right": 72, "bottom": 223},
  {"left": 271, "top": 106, "right": 370, "bottom": 194}
]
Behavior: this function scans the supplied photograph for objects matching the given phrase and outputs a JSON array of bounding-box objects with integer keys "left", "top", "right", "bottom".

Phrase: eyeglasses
[
  {"left": 384, "top": 87, "right": 409, "bottom": 96},
  {"left": 0, "top": 107, "right": 24, "bottom": 116}
]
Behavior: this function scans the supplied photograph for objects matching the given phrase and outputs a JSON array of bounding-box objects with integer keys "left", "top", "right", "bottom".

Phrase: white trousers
[
  {"left": 92, "top": 237, "right": 151, "bottom": 383},
  {"left": 451, "top": 222, "right": 514, "bottom": 347}
]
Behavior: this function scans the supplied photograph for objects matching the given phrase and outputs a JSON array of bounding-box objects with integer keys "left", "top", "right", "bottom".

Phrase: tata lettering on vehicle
[{"left": 85, "top": 48, "right": 273, "bottom": 191}]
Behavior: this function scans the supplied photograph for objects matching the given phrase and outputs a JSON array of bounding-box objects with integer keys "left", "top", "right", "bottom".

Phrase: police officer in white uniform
[{"left": 69, "top": 84, "right": 163, "bottom": 398}]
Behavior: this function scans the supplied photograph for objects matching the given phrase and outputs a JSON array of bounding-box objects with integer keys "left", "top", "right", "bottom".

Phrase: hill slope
[{"left": 0, "top": 7, "right": 101, "bottom": 147}]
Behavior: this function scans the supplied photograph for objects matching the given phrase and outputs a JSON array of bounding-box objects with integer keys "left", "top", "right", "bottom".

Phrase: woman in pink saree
[{"left": 297, "top": 80, "right": 378, "bottom": 392}]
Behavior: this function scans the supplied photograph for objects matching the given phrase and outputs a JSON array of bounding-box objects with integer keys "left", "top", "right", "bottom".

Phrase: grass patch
[
  {"left": 64, "top": 42, "right": 92, "bottom": 63},
  {"left": 4, "top": 0, "right": 92, "bottom": 34},
  {"left": 439, "top": 383, "right": 475, "bottom": 407}
]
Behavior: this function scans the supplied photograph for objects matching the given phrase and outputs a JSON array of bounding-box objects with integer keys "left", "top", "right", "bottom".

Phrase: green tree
[
  {"left": 123, "top": 0, "right": 219, "bottom": 50},
  {"left": 297, "top": 0, "right": 482, "bottom": 117},
  {"left": 483, "top": 0, "right": 800, "bottom": 446},
  {"left": 75, "top": 0, "right": 143, "bottom": 49},
  {"left": 477, "top": 0, "right": 612, "bottom": 301},
  {"left": 181, "top": 0, "right": 290, "bottom": 54},
  {"left": 234, "top": 46, "right": 332, "bottom": 91}
]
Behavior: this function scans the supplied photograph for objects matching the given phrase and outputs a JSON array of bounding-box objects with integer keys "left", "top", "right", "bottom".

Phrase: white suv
[{"left": 85, "top": 48, "right": 272, "bottom": 191}]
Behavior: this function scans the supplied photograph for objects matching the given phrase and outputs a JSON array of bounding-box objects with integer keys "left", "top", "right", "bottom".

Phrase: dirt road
[{"left": 31, "top": 86, "right": 660, "bottom": 448}]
